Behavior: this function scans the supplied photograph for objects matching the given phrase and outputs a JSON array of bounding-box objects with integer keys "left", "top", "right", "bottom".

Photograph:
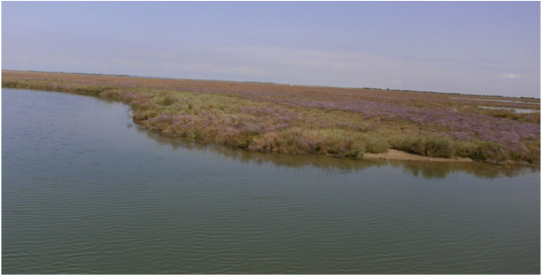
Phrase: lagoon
[
  {"left": 478, "top": 105, "right": 540, "bottom": 114},
  {"left": 2, "top": 88, "right": 539, "bottom": 273}
]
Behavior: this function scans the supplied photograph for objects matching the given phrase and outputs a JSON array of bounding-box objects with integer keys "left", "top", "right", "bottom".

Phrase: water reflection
[
  {"left": 389, "top": 161, "right": 536, "bottom": 179},
  {"left": 136, "top": 126, "right": 538, "bottom": 179}
]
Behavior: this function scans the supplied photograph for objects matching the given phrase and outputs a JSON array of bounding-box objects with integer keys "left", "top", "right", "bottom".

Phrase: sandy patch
[{"left": 364, "top": 149, "right": 473, "bottom": 162}]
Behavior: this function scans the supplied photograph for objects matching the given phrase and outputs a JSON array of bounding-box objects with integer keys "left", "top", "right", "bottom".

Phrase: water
[
  {"left": 478, "top": 105, "right": 540, "bottom": 114},
  {"left": 3, "top": 88, "right": 540, "bottom": 273},
  {"left": 450, "top": 97, "right": 540, "bottom": 105}
]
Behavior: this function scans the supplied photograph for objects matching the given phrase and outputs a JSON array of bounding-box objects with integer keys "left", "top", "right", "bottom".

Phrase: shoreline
[
  {"left": 364, "top": 149, "right": 539, "bottom": 167},
  {"left": 364, "top": 149, "right": 473, "bottom": 162}
]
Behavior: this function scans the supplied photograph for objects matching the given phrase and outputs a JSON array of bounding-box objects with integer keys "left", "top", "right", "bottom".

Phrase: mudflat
[{"left": 365, "top": 149, "right": 473, "bottom": 162}]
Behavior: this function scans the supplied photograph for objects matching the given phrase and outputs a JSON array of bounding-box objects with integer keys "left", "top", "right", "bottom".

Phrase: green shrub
[
  {"left": 344, "top": 149, "right": 364, "bottom": 159},
  {"left": 364, "top": 137, "right": 389, "bottom": 153},
  {"left": 392, "top": 135, "right": 455, "bottom": 158},
  {"left": 470, "top": 141, "right": 506, "bottom": 161},
  {"left": 425, "top": 136, "right": 455, "bottom": 158}
]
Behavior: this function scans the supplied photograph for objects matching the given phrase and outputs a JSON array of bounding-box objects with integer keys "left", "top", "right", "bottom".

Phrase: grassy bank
[{"left": 3, "top": 70, "right": 539, "bottom": 164}]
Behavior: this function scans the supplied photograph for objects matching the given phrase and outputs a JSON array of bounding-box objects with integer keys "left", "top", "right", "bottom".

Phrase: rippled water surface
[{"left": 3, "top": 89, "right": 540, "bottom": 273}]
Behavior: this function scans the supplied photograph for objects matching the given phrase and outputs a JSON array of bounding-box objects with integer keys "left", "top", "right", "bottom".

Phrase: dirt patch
[{"left": 364, "top": 149, "right": 473, "bottom": 162}]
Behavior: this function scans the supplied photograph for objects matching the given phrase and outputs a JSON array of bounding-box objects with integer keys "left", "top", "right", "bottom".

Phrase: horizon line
[{"left": 3, "top": 69, "right": 539, "bottom": 100}]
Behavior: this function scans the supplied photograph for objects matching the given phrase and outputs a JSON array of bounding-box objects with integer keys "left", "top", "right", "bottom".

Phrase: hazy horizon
[
  {"left": 2, "top": 2, "right": 540, "bottom": 98},
  {"left": 5, "top": 69, "right": 541, "bottom": 99}
]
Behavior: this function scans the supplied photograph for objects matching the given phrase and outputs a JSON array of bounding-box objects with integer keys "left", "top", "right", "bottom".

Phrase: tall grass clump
[
  {"left": 391, "top": 135, "right": 455, "bottom": 158},
  {"left": 249, "top": 128, "right": 366, "bottom": 158},
  {"left": 392, "top": 136, "right": 522, "bottom": 163}
]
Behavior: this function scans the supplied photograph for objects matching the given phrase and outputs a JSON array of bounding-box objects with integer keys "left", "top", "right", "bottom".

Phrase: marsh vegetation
[{"left": 2, "top": 70, "right": 539, "bottom": 164}]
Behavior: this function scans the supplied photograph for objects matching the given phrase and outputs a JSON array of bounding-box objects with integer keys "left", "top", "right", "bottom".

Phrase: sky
[{"left": 2, "top": 1, "right": 540, "bottom": 97}]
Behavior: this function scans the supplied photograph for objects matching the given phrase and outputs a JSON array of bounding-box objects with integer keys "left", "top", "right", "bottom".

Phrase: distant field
[{"left": 2, "top": 70, "right": 539, "bottom": 164}]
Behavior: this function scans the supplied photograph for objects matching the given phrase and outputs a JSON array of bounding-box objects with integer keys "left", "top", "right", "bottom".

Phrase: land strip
[
  {"left": 364, "top": 149, "right": 473, "bottom": 162},
  {"left": 2, "top": 70, "right": 539, "bottom": 165}
]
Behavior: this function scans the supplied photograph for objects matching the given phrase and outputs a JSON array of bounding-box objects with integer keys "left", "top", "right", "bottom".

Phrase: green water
[{"left": 2, "top": 88, "right": 539, "bottom": 273}]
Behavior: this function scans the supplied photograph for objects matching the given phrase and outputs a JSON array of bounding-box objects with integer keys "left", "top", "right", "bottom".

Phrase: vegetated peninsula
[{"left": 3, "top": 70, "right": 539, "bottom": 165}]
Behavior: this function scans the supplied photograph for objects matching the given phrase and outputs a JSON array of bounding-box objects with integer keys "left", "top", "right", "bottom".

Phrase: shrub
[
  {"left": 470, "top": 141, "right": 506, "bottom": 161},
  {"left": 391, "top": 135, "right": 455, "bottom": 158},
  {"left": 344, "top": 149, "right": 364, "bottom": 159},
  {"left": 363, "top": 136, "right": 389, "bottom": 153}
]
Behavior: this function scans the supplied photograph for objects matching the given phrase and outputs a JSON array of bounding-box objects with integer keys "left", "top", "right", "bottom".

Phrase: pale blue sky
[{"left": 2, "top": 1, "right": 539, "bottom": 97}]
